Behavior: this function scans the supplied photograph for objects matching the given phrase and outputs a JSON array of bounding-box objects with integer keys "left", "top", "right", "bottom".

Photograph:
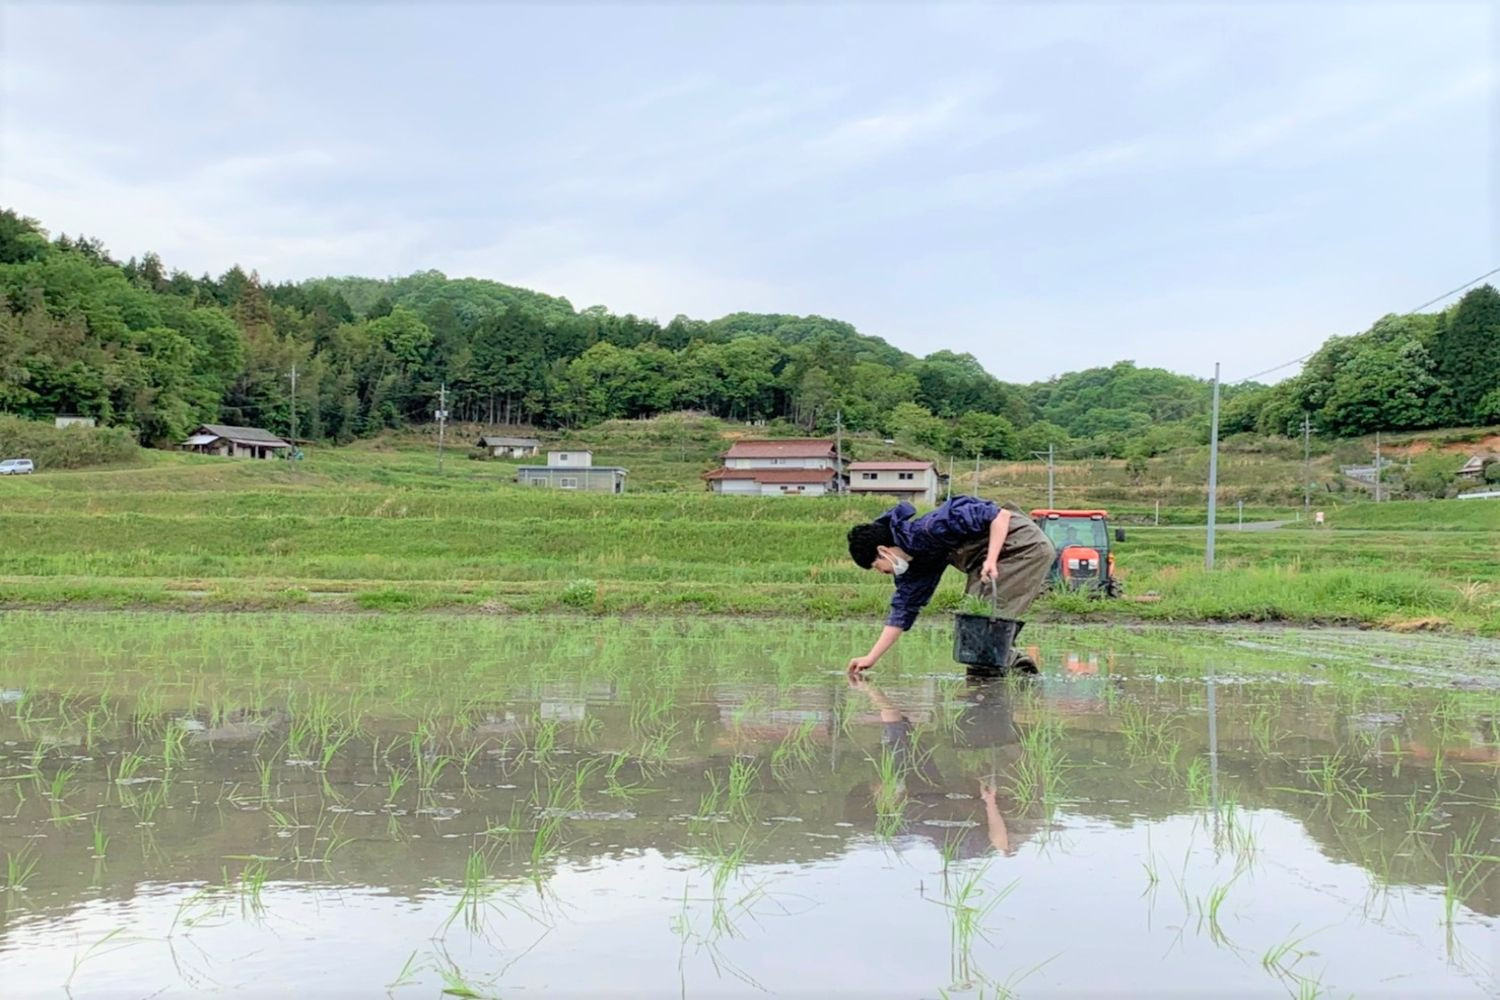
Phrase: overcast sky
[{"left": 1, "top": 3, "right": 1495, "bottom": 383}]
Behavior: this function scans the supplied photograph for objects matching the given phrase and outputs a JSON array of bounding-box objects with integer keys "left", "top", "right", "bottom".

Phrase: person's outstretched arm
[{"left": 849, "top": 625, "right": 904, "bottom": 673}]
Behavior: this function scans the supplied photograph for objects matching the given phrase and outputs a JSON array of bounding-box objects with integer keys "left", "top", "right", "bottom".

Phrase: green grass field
[{"left": 2, "top": 429, "right": 1497, "bottom": 634}]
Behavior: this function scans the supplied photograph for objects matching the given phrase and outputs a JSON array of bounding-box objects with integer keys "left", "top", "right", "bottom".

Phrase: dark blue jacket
[{"left": 877, "top": 495, "right": 999, "bottom": 630}]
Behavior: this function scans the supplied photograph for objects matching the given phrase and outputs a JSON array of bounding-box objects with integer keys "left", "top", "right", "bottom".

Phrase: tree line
[{"left": 1, "top": 209, "right": 1496, "bottom": 460}]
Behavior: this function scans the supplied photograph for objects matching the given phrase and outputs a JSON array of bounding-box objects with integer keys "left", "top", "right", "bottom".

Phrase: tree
[
  {"left": 1319, "top": 340, "right": 1439, "bottom": 436},
  {"left": 1405, "top": 452, "right": 1458, "bottom": 497},
  {"left": 0, "top": 210, "right": 49, "bottom": 264},
  {"left": 950, "top": 411, "right": 1017, "bottom": 459},
  {"left": 1430, "top": 286, "right": 1500, "bottom": 424},
  {"left": 884, "top": 402, "right": 949, "bottom": 451}
]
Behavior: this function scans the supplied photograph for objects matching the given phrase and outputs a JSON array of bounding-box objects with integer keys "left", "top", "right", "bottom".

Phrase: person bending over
[{"left": 845, "top": 495, "right": 1055, "bottom": 672}]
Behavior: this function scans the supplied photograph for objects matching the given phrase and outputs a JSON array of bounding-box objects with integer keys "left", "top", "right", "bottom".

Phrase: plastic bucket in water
[{"left": 952, "top": 613, "right": 1019, "bottom": 669}]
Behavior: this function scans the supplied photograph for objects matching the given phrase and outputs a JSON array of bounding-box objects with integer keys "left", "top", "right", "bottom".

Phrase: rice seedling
[
  {"left": 235, "top": 859, "right": 269, "bottom": 916},
  {"left": 1008, "top": 713, "right": 1069, "bottom": 812},
  {"left": 161, "top": 723, "right": 188, "bottom": 771},
  {"left": 1118, "top": 699, "right": 1178, "bottom": 761},
  {"left": 113, "top": 750, "right": 147, "bottom": 784},
  {"left": 769, "top": 719, "right": 818, "bottom": 779},
  {"left": 926, "top": 863, "right": 1016, "bottom": 991},
  {"left": 64, "top": 927, "right": 131, "bottom": 989},
  {"left": 869, "top": 746, "right": 907, "bottom": 838},
  {"left": 1440, "top": 823, "right": 1491, "bottom": 935},
  {"left": 385, "top": 766, "right": 409, "bottom": 806},
  {"left": 725, "top": 756, "right": 759, "bottom": 821},
  {"left": 1195, "top": 874, "right": 1239, "bottom": 947},
  {"left": 91, "top": 815, "right": 109, "bottom": 860},
  {"left": 46, "top": 765, "right": 75, "bottom": 803},
  {"left": 1261, "top": 926, "right": 1324, "bottom": 997},
  {"left": 4, "top": 843, "right": 38, "bottom": 890}
]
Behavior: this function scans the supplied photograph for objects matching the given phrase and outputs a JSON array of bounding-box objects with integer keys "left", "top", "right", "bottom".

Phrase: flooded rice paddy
[{"left": 1, "top": 613, "right": 1497, "bottom": 998}]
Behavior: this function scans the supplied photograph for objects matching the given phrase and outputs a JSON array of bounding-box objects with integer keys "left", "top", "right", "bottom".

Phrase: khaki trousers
[{"left": 947, "top": 507, "right": 1056, "bottom": 620}]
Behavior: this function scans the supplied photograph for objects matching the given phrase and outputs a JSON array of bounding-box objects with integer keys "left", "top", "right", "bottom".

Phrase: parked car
[{"left": 0, "top": 458, "right": 36, "bottom": 475}]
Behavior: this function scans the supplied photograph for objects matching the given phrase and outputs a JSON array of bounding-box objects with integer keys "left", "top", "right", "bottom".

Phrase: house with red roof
[
  {"left": 848, "top": 460, "right": 943, "bottom": 504},
  {"left": 704, "top": 438, "right": 846, "bottom": 496}
]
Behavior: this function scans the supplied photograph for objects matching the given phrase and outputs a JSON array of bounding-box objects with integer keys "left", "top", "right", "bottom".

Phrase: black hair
[{"left": 847, "top": 522, "right": 892, "bottom": 569}]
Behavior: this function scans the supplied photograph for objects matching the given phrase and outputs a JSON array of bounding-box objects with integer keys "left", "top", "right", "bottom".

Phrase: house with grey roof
[
  {"left": 516, "top": 450, "right": 627, "bottom": 493},
  {"left": 180, "top": 424, "right": 291, "bottom": 460},
  {"left": 476, "top": 435, "right": 541, "bottom": 458}
]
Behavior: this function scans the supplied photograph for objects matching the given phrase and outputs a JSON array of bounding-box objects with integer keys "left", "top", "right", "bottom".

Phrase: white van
[{"left": 0, "top": 458, "right": 36, "bottom": 475}]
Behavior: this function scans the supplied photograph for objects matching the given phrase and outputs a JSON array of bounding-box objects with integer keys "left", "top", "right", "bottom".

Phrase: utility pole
[
  {"left": 1237, "top": 498, "right": 1244, "bottom": 531},
  {"left": 973, "top": 452, "right": 980, "bottom": 494},
  {"left": 287, "top": 364, "right": 298, "bottom": 454},
  {"left": 1205, "top": 362, "right": 1221, "bottom": 571},
  {"left": 436, "top": 383, "right": 448, "bottom": 475},
  {"left": 1047, "top": 442, "right": 1054, "bottom": 508},
  {"left": 946, "top": 456, "right": 953, "bottom": 502},
  {"left": 1302, "top": 413, "right": 1311, "bottom": 518},
  {"left": 1374, "top": 431, "right": 1381, "bottom": 503},
  {"left": 1029, "top": 443, "right": 1056, "bottom": 507},
  {"left": 834, "top": 410, "right": 845, "bottom": 496}
]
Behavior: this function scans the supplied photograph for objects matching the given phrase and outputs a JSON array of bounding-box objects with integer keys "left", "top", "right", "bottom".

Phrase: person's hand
[
  {"left": 979, "top": 780, "right": 997, "bottom": 805},
  {"left": 847, "top": 654, "right": 879, "bottom": 674},
  {"left": 980, "top": 559, "right": 999, "bottom": 585}
]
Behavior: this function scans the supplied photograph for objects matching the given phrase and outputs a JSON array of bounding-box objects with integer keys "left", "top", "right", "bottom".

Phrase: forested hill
[{"left": 2, "top": 208, "right": 1497, "bottom": 458}]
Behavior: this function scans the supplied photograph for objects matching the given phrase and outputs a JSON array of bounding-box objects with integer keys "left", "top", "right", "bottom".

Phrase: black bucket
[{"left": 952, "top": 613, "right": 1019, "bottom": 669}]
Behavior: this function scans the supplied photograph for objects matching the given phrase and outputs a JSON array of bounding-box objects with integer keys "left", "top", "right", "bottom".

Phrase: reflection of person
[
  {"left": 845, "top": 674, "right": 1021, "bottom": 857},
  {"left": 845, "top": 496, "right": 1056, "bottom": 673}
]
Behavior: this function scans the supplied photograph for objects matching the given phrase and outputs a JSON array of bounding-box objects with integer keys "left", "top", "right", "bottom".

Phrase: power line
[
  {"left": 1230, "top": 264, "right": 1500, "bottom": 385},
  {"left": 1404, "top": 265, "right": 1500, "bottom": 314}
]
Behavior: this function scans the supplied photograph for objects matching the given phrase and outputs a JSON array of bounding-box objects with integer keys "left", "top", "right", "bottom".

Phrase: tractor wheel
[
  {"left": 1104, "top": 577, "right": 1123, "bottom": 599},
  {"left": 1008, "top": 651, "right": 1039, "bottom": 674}
]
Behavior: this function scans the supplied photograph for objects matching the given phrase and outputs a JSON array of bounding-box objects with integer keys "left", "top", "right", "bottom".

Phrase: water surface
[{"left": 1, "top": 614, "right": 1496, "bottom": 997}]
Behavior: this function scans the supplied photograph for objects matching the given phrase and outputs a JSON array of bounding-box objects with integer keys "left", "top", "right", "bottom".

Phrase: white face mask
[{"left": 888, "top": 554, "right": 910, "bottom": 577}]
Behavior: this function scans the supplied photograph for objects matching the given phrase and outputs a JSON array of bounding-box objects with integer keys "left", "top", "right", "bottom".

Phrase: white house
[
  {"left": 721, "top": 439, "right": 840, "bottom": 469},
  {"left": 476, "top": 435, "right": 540, "bottom": 458},
  {"left": 54, "top": 415, "right": 97, "bottom": 429},
  {"left": 704, "top": 438, "right": 846, "bottom": 496},
  {"left": 848, "top": 461, "right": 943, "bottom": 504},
  {"left": 703, "top": 467, "right": 843, "bottom": 496},
  {"left": 516, "top": 449, "right": 627, "bottom": 493}
]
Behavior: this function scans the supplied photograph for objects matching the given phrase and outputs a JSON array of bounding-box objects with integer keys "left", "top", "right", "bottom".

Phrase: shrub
[
  {"left": 560, "top": 579, "right": 598, "bottom": 609},
  {"left": 0, "top": 416, "right": 140, "bottom": 469}
]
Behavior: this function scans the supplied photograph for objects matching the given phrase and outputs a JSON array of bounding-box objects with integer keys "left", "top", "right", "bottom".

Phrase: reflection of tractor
[{"left": 1030, "top": 509, "right": 1124, "bottom": 598}]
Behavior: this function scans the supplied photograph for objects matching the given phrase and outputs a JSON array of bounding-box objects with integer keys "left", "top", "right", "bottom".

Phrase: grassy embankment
[{"left": 0, "top": 427, "right": 1496, "bottom": 634}]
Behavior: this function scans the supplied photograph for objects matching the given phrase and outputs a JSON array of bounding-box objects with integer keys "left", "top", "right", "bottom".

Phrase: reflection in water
[{"left": 0, "top": 615, "right": 1497, "bottom": 997}]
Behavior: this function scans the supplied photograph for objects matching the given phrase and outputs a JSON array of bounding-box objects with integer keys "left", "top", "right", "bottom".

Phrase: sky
[{"left": 0, "top": 3, "right": 1495, "bottom": 384}]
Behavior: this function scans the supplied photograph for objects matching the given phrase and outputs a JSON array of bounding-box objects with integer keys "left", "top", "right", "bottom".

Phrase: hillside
[{"left": 3, "top": 208, "right": 1498, "bottom": 465}]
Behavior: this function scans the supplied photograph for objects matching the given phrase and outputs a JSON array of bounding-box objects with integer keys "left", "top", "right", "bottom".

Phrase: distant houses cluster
[
  {"left": 168, "top": 421, "right": 948, "bottom": 502},
  {"left": 703, "top": 438, "right": 943, "bottom": 502}
]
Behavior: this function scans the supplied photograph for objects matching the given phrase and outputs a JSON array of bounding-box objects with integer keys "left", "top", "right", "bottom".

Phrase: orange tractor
[{"left": 1029, "top": 509, "right": 1124, "bottom": 598}]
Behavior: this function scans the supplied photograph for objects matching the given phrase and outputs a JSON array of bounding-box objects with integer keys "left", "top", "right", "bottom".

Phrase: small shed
[
  {"left": 53, "top": 415, "right": 97, "bottom": 429},
  {"left": 476, "top": 435, "right": 540, "bottom": 458},
  {"left": 181, "top": 423, "right": 291, "bottom": 460},
  {"left": 1457, "top": 454, "right": 1492, "bottom": 481}
]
